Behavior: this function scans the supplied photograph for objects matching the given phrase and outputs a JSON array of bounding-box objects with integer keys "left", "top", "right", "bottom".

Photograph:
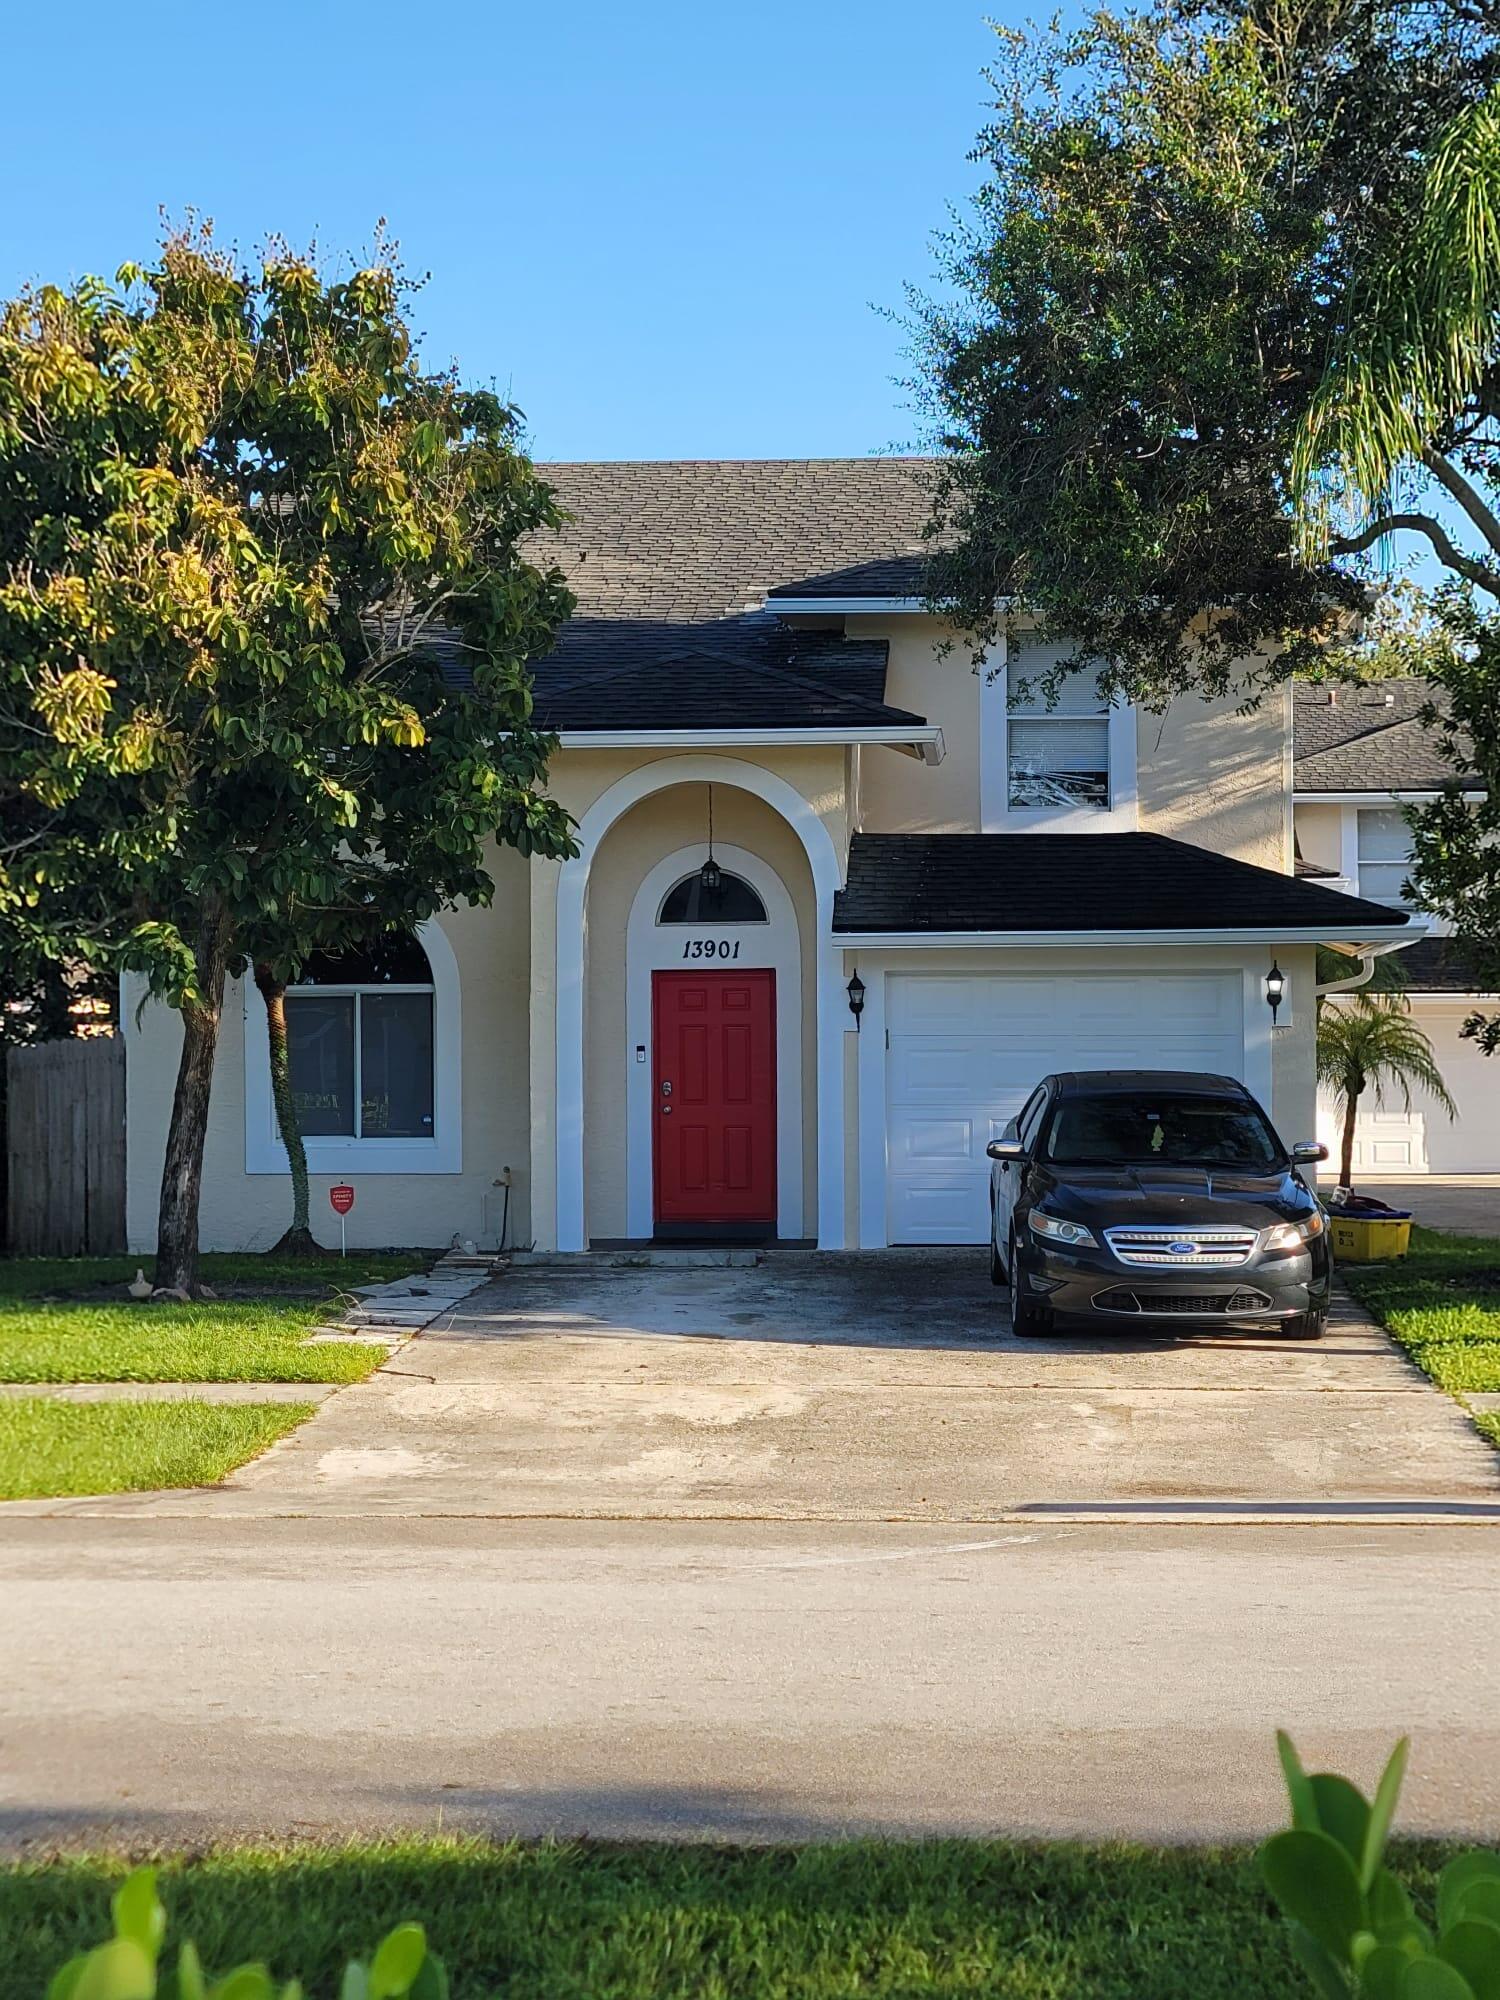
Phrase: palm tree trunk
[
  {"left": 153, "top": 908, "right": 230, "bottom": 1296},
  {"left": 1339, "top": 1086, "right": 1361, "bottom": 1191},
  {"left": 253, "top": 963, "right": 324, "bottom": 1258}
]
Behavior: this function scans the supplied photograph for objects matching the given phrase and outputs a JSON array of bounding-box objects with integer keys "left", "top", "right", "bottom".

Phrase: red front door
[{"left": 652, "top": 969, "right": 776, "bottom": 1229}]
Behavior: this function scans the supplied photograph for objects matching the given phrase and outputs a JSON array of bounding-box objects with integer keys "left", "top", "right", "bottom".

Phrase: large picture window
[
  {"left": 1007, "top": 669, "right": 1111, "bottom": 811},
  {"left": 286, "top": 936, "right": 435, "bottom": 1141}
]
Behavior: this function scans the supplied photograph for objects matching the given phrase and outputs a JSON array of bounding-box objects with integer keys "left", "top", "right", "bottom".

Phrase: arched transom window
[
  {"left": 658, "top": 871, "right": 768, "bottom": 925},
  {"left": 287, "top": 934, "right": 435, "bottom": 1139}
]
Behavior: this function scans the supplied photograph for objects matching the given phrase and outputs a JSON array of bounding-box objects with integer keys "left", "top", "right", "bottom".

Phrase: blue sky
[{"left": 3, "top": 0, "right": 1006, "bottom": 462}]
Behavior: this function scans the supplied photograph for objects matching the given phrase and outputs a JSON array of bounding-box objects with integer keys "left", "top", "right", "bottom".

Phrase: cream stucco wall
[
  {"left": 124, "top": 847, "right": 533, "bottom": 1254},
  {"left": 1271, "top": 945, "right": 1319, "bottom": 1147},
  {"left": 853, "top": 616, "right": 981, "bottom": 833},
  {"left": 1136, "top": 682, "right": 1292, "bottom": 871}
]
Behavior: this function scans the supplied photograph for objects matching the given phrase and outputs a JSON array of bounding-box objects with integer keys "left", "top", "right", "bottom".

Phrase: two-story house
[
  {"left": 122, "top": 460, "right": 1422, "bottom": 1252},
  {"left": 1294, "top": 682, "right": 1495, "bottom": 1174}
]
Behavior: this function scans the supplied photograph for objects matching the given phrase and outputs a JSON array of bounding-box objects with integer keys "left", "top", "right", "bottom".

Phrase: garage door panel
[{"left": 886, "top": 971, "right": 1245, "bottom": 1244}]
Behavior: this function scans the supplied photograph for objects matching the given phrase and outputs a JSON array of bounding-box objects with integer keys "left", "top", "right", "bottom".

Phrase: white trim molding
[
  {"left": 832, "top": 923, "right": 1426, "bottom": 951},
  {"left": 559, "top": 726, "right": 944, "bottom": 764},
  {"left": 554, "top": 754, "right": 847, "bottom": 1251},
  {"left": 761, "top": 595, "right": 931, "bottom": 616},
  {"left": 1295, "top": 789, "right": 1488, "bottom": 805},
  {"left": 243, "top": 917, "right": 462, "bottom": 1176},
  {"left": 625, "top": 845, "right": 803, "bottom": 1241}
]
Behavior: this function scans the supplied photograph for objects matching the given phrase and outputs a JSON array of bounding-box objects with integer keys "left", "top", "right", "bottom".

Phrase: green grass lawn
[
  {"left": 1339, "top": 1225, "right": 1500, "bottom": 1397},
  {"left": 0, "top": 1252, "right": 429, "bottom": 1385},
  {"left": 6, "top": 1833, "right": 1446, "bottom": 2000},
  {"left": 0, "top": 1397, "right": 313, "bottom": 1499}
]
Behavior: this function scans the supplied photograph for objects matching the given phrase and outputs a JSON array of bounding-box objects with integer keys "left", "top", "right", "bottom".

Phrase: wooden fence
[{"left": 5, "top": 1036, "right": 126, "bottom": 1256}]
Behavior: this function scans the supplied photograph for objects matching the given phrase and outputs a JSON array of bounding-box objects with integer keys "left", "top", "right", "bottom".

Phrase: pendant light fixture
[{"left": 699, "top": 784, "right": 722, "bottom": 897}]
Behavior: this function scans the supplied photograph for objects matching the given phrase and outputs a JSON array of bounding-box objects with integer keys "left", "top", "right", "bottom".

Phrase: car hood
[{"left": 1039, "top": 1163, "right": 1312, "bottom": 1227}]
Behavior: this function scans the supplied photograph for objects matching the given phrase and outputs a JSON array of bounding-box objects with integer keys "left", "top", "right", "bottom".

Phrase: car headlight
[
  {"left": 1030, "top": 1210, "right": 1098, "bottom": 1249},
  {"left": 1263, "top": 1212, "right": 1326, "bottom": 1253}
]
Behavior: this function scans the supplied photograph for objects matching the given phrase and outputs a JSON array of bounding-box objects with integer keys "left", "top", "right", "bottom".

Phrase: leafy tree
[
  {"left": 910, "top": 0, "right": 1500, "bottom": 705},
  {"left": 1316, "top": 993, "right": 1455, "bottom": 1189},
  {"left": 0, "top": 228, "right": 575, "bottom": 1293}
]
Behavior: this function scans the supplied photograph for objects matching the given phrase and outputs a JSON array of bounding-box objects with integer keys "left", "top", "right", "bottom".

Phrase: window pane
[
  {"left": 659, "top": 871, "right": 768, "bottom": 924},
  {"left": 286, "top": 996, "right": 356, "bottom": 1135},
  {"left": 1358, "top": 809, "right": 1412, "bottom": 863},
  {"left": 360, "top": 993, "right": 434, "bottom": 1138},
  {"left": 1008, "top": 716, "right": 1110, "bottom": 809},
  {"left": 1007, "top": 660, "right": 1107, "bottom": 716},
  {"left": 1359, "top": 860, "right": 1411, "bottom": 906}
]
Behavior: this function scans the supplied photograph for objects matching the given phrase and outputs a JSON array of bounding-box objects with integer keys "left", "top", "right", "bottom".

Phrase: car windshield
[{"left": 1044, "top": 1093, "right": 1285, "bottom": 1171}]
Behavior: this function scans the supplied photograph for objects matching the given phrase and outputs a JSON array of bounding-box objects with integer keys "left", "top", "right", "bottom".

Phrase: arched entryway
[{"left": 554, "top": 755, "right": 845, "bottom": 1250}]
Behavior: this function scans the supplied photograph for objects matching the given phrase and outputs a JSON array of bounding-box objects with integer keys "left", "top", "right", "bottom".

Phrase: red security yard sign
[{"left": 329, "top": 1183, "right": 355, "bottom": 1254}]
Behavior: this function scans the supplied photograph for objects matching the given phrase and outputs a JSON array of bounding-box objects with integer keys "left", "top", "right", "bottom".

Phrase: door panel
[
  {"left": 653, "top": 970, "right": 776, "bottom": 1226},
  {"left": 886, "top": 971, "right": 1244, "bottom": 1244}
]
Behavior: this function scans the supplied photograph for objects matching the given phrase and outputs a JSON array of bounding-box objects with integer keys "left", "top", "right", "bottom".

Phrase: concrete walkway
[{"left": 11, "top": 1252, "right": 1495, "bottom": 1521}]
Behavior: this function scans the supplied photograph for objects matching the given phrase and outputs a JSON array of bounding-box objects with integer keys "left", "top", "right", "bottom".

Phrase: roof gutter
[
  {"left": 831, "top": 922, "right": 1427, "bottom": 951},
  {"left": 557, "top": 725, "right": 945, "bottom": 765},
  {"left": 764, "top": 596, "right": 931, "bottom": 616},
  {"left": 1294, "top": 789, "right": 1488, "bottom": 804}
]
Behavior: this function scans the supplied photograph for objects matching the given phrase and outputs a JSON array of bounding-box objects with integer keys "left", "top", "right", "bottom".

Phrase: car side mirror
[
  {"left": 1291, "top": 1141, "right": 1328, "bottom": 1165},
  {"left": 987, "top": 1138, "right": 1025, "bottom": 1162}
]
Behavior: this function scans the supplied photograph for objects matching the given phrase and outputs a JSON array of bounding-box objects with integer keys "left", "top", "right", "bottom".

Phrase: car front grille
[
  {"left": 1103, "top": 1226, "right": 1259, "bottom": 1269},
  {"left": 1092, "top": 1287, "right": 1274, "bottom": 1317}
]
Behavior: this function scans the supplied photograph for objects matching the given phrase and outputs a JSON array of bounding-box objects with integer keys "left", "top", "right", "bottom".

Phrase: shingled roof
[
  {"left": 534, "top": 459, "right": 939, "bottom": 621},
  {"left": 833, "top": 832, "right": 1419, "bottom": 938},
  {"left": 1293, "top": 680, "right": 1478, "bottom": 793}
]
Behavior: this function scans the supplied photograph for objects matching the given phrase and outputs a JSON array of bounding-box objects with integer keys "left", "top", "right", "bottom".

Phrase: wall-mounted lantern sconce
[
  {"left": 1265, "top": 960, "right": 1286, "bottom": 1024},
  {"left": 846, "top": 969, "right": 866, "bottom": 1031}
]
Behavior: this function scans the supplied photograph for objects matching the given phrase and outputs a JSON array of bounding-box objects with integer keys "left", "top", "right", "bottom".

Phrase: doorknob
[{"left": 661, "top": 1104, "right": 673, "bottom": 1115}]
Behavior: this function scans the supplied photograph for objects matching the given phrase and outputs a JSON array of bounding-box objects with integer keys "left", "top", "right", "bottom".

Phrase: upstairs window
[
  {"left": 659, "top": 871, "right": 768, "bottom": 924},
  {"left": 286, "top": 935, "right": 435, "bottom": 1140},
  {"left": 1008, "top": 669, "right": 1111, "bottom": 811},
  {"left": 1357, "top": 808, "right": 1414, "bottom": 907}
]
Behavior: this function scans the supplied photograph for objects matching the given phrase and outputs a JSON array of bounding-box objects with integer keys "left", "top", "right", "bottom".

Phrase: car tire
[
  {"left": 990, "top": 1234, "right": 1006, "bottom": 1287},
  {"left": 1008, "top": 1233, "right": 1050, "bottom": 1337},
  {"left": 1283, "top": 1311, "right": 1327, "bottom": 1341}
]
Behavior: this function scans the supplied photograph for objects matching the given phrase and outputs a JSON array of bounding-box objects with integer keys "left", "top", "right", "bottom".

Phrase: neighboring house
[
  {"left": 123, "top": 460, "right": 1420, "bottom": 1252},
  {"left": 1294, "top": 682, "right": 1495, "bottom": 1175}
]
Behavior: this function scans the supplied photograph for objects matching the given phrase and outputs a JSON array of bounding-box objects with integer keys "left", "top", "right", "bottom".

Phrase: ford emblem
[{"left": 1168, "top": 1241, "right": 1198, "bottom": 1257}]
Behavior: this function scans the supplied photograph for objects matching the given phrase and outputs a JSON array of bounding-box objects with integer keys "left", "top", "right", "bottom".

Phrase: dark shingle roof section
[
  {"left": 534, "top": 460, "right": 940, "bottom": 620},
  {"left": 1293, "top": 680, "right": 1478, "bottom": 793},
  {"left": 765, "top": 554, "right": 932, "bottom": 601},
  {"left": 833, "top": 833, "right": 1418, "bottom": 935},
  {"left": 1392, "top": 937, "right": 1494, "bottom": 993},
  {"left": 530, "top": 622, "right": 923, "bottom": 732}
]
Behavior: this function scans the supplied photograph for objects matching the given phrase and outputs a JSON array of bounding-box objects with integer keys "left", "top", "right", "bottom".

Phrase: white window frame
[
  {"left": 244, "top": 917, "right": 462, "bottom": 1175},
  {"left": 979, "top": 633, "right": 1139, "bottom": 832},
  {"left": 1355, "top": 805, "right": 1415, "bottom": 909}
]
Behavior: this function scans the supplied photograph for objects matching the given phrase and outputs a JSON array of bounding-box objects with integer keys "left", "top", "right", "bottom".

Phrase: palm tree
[{"left": 1317, "top": 995, "right": 1458, "bottom": 1191}]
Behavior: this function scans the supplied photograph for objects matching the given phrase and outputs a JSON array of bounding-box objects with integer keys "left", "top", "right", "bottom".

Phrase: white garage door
[{"left": 885, "top": 971, "right": 1246, "bottom": 1243}]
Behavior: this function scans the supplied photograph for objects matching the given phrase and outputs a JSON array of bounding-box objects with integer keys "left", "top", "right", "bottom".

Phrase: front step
[{"left": 508, "top": 1247, "right": 765, "bottom": 1271}]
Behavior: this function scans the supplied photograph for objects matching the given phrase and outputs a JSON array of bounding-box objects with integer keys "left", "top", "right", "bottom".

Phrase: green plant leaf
[
  {"left": 340, "top": 1963, "right": 369, "bottom": 2000},
  {"left": 1371, "top": 1870, "right": 1423, "bottom": 1943},
  {"left": 112, "top": 1869, "right": 166, "bottom": 1958},
  {"left": 1363, "top": 1738, "right": 1411, "bottom": 1890},
  {"left": 1453, "top": 1886, "right": 1500, "bottom": 1934},
  {"left": 407, "top": 1956, "right": 447, "bottom": 2000},
  {"left": 48, "top": 1954, "right": 92, "bottom": 2000},
  {"left": 1313, "top": 1775, "right": 1372, "bottom": 1869},
  {"left": 1441, "top": 1859, "right": 1500, "bottom": 1936},
  {"left": 1364, "top": 1944, "right": 1420, "bottom": 2000},
  {"left": 1399, "top": 1958, "right": 1477, "bottom": 2000},
  {"left": 1280, "top": 1731, "right": 1323, "bottom": 1831},
  {"left": 206, "top": 1965, "right": 274, "bottom": 2000},
  {"left": 1438, "top": 1920, "right": 1500, "bottom": 2000},
  {"left": 1263, "top": 1829, "right": 1367, "bottom": 1959},
  {"left": 1289, "top": 1924, "right": 1353, "bottom": 2000},
  {"left": 369, "top": 1928, "right": 426, "bottom": 2000},
  {"left": 72, "top": 1940, "right": 156, "bottom": 2000}
]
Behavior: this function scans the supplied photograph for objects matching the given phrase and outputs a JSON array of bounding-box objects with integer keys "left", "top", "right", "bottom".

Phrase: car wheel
[
  {"left": 1008, "top": 1233, "right": 1050, "bottom": 1337},
  {"left": 990, "top": 1232, "right": 1006, "bottom": 1287},
  {"left": 1283, "top": 1310, "right": 1327, "bottom": 1341}
]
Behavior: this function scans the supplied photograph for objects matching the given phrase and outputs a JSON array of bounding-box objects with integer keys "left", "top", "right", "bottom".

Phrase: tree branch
[
  {"left": 1418, "top": 448, "right": 1500, "bottom": 559},
  {"left": 1333, "top": 512, "right": 1500, "bottom": 597}
]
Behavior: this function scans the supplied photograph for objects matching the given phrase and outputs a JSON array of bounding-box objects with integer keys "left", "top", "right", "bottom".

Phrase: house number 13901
[{"left": 681, "top": 939, "right": 741, "bottom": 960}]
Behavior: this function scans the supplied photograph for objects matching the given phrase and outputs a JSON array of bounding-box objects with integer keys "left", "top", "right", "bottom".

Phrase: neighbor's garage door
[{"left": 885, "top": 971, "right": 1245, "bottom": 1243}]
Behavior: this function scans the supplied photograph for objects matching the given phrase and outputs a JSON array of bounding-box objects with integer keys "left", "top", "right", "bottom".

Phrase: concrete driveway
[{"left": 25, "top": 1251, "right": 1497, "bottom": 1521}]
